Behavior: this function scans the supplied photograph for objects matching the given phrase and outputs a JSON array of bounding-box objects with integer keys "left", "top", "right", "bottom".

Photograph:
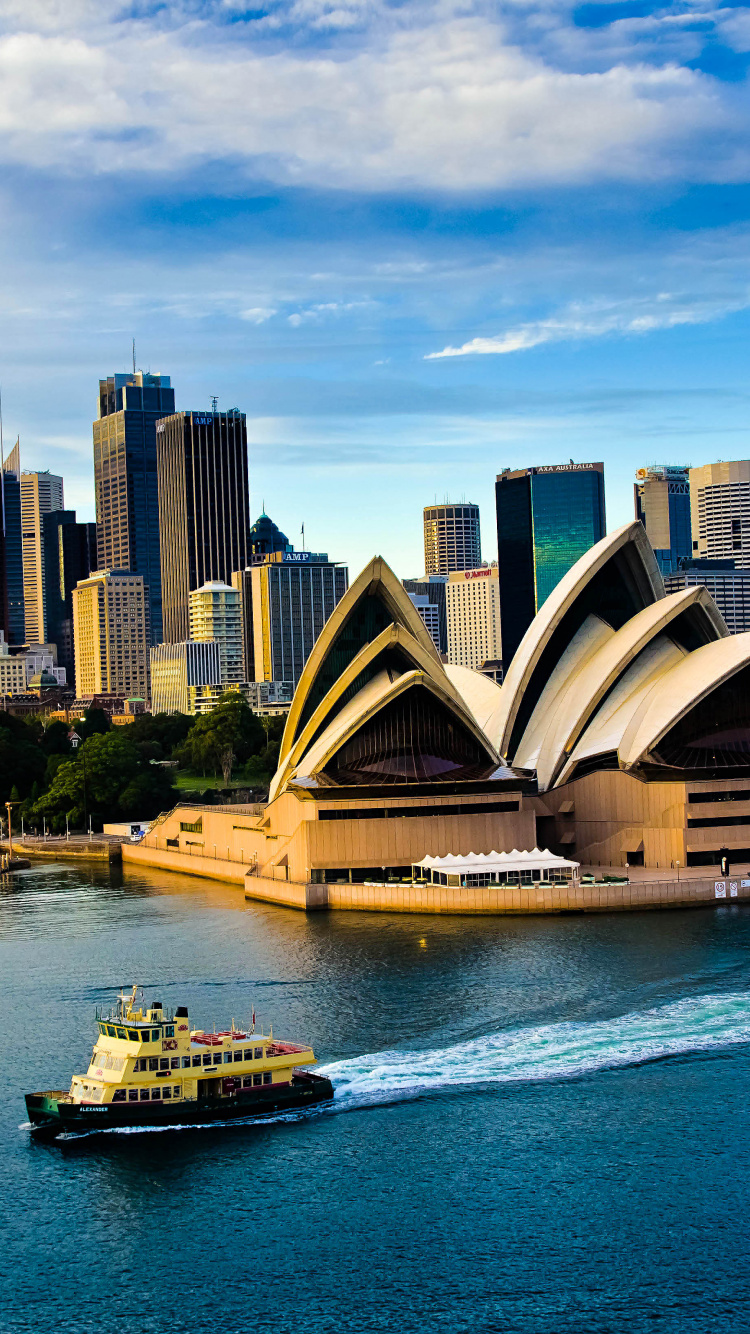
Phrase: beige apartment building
[
  {"left": 690, "top": 460, "right": 750, "bottom": 568},
  {"left": 73, "top": 570, "right": 150, "bottom": 699},
  {"left": 446, "top": 566, "right": 501, "bottom": 670},
  {"left": 21, "top": 469, "right": 64, "bottom": 643}
]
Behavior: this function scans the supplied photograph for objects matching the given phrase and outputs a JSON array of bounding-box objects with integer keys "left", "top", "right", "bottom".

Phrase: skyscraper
[
  {"left": 689, "top": 460, "right": 750, "bottom": 568},
  {"left": 93, "top": 370, "right": 175, "bottom": 643},
  {"left": 234, "top": 550, "right": 348, "bottom": 690},
  {"left": 20, "top": 468, "right": 64, "bottom": 644},
  {"left": 150, "top": 640, "right": 222, "bottom": 715},
  {"left": 73, "top": 569, "right": 150, "bottom": 698},
  {"left": 634, "top": 465, "right": 691, "bottom": 574},
  {"left": 423, "top": 503, "right": 481, "bottom": 575},
  {"left": 43, "top": 510, "right": 97, "bottom": 689},
  {"left": 403, "top": 575, "right": 448, "bottom": 654},
  {"left": 189, "top": 581, "right": 244, "bottom": 686},
  {"left": 156, "top": 410, "right": 250, "bottom": 644},
  {"left": 446, "top": 567, "right": 502, "bottom": 670},
  {"left": 495, "top": 462, "right": 606, "bottom": 666},
  {"left": 2, "top": 442, "right": 24, "bottom": 645}
]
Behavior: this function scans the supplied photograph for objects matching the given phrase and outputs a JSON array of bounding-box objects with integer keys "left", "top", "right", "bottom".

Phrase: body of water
[{"left": 2, "top": 862, "right": 750, "bottom": 1332}]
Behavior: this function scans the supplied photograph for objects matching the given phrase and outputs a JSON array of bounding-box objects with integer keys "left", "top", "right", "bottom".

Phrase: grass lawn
[{"left": 174, "top": 772, "right": 249, "bottom": 791}]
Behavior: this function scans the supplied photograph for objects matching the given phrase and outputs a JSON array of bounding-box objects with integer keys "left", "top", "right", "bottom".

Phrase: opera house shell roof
[{"left": 273, "top": 522, "right": 750, "bottom": 803}]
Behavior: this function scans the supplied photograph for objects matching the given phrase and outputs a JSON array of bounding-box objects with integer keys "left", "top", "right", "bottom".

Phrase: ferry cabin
[{"left": 69, "top": 1001, "right": 313, "bottom": 1108}]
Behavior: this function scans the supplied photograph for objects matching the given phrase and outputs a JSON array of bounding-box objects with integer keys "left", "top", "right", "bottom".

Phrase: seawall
[{"left": 122, "top": 842, "right": 750, "bottom": 914}]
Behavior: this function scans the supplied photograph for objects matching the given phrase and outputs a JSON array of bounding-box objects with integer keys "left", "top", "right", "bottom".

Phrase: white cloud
[
  {"left": 240, "top": 306, "right": 277, "bottom": 322},
  {"left": 426, "top": 290, "right": 750, "bottom": 357},
  {"left": 0, "top": 8, "right": 736, "bottom": 191}
]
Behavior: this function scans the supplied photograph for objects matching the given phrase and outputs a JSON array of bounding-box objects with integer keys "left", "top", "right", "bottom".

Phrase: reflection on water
[{"left": 3, "top": 862, "right": 750, "bottom": 1333}]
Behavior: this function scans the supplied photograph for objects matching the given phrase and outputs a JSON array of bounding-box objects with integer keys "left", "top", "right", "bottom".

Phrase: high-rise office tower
[
  {"left": 93, "top": 371, "right": 175, "bottom": 643},
  {"left": 2, "top": 442, "right": 24, "bottom": 644},
  {"left": 157, "top": 410, "right": 250, "bottom": 644},
  {"left": 233, "top": 549, "right": 348, "bottom": 689},
  {"left": 43, "top": 511, "right": 97, "bottom": 689},
  {"left": 495, "top": 462, "right": 606, "bottom": 667},
  {"left": 403, "top": 575, "right": 448, "bottom": 654},
  {"left": 689, "top": 460, "right": 750, "bottom": 568},
  {"left": 423, "top": 503, "right": 481, "bottom": 576},
  {"left": 664, "top": 560, "right": 750, "bottom": 635},
  {"left": 73, "top": 570, "right": 150, "bottom": 698},
  {"left": 634, "top": 465, "right": 691, "bottom": 574},
  {"left": 249, "top": 511, "right": 292, "bottom": 558},
  {"left": 20, "top": 468, "right": 64, "bottom": 644},
  {"left": 446, "top": 567, "right": 502, "bottom": 670},
  {"left": 189, "top": 581, "right": 244, "bottom": 686}
]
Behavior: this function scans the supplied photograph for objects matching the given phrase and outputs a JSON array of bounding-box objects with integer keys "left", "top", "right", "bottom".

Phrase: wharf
[{"left": 0, "top": 836, "right": 122, "bottom": 864}]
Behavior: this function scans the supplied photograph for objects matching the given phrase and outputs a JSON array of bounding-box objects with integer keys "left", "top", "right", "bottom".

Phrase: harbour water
[{"left": 3, "top": 862, "right": 750, "bottom": 1332}]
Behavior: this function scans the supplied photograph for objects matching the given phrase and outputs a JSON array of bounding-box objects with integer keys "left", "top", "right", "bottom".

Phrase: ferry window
[
  {"left": 173, "top": 1086, "right": 180, "bottom": 1096},
  {"left": 159, "top": 1058, "right": 169, "bottom": 1070},
  {"left": 192, "top": 1055, "right": 201, "bottom": 1067},
  {"left": 263, "top": 1072, "right": 272, "bottom": 1085},
  {"left": 148, "top": 1058, "right": 158, "bottom": 1071},
  {"left": 233, "top": 1051, "right": 242, "bottom": 1062},
  {"left": 253, "top": 1074, "right": 262, "bottom": 1086},
  {"left": 165, "top": 1025, "right": 174, "bottom": 1038},
  {"left": 139, "top": 1032, "right": 150, "bottom": 1043},
  {"left": 163, "top": 1087, "right": 172, "bottom": 1099},
  {"left": 128, "top": 1090, "right": 138, "bottom": 1102},
  {"left": 140, "top": 1089, "right": 150, "bottom": 1100},
  {"left": 244, "top": 1049, "right": 252, "bottom": 1061},
  {"left": 170, "top": 1058, "right": 179, "bottom": 1070},
  {"left": 133, "top": 1059, "right": 143, "bottom": 1072},
  {"left": 112, "top": 1089, "right": 126, "bottom": 1102},
  {"left": 151, "top": 1030, "right": 160, "bottom": 1041},
  {"left": 242, "top": 1077, "right": 252, "bottom": 1088},
  {"left": 106, "top": 1025, "right": 117, "bottom": 1037},
  {"left": 98, "top": 1023, "right": 107, "bottom": 1035},
  {"left": 254, "top": 1048, "right": 263, "bottom": 1060},
  {"left": 224, "top": 1053, "right": 232, "bottom": 1064},
  {"left": 182, "top": 1057, "right": 191, "bottom": 1068},
  {"left": 128, "top": 1030, "right": 139, "bottom": 1041},
  {"left": 202, "top": 1053, "right": 213, "bottom": 1066},
  {"left": 151, "top": 1087, "right": 161, "bottom": 1099},
  {"left": 116, "top": 1027, "right": 127, "bottom": 1040}
]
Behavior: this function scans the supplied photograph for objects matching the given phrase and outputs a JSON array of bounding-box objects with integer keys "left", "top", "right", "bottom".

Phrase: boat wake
[
  {"left": 36, "top": 992, "right": 750, "bottom": 1139},
  {"left": 319, "top": 991, "right": 750, "bottom": 1106}
]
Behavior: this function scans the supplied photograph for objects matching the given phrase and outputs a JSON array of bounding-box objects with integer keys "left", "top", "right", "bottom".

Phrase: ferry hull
[{"left": 25, "top": 1072, "right": 334, "bottom": 1137}]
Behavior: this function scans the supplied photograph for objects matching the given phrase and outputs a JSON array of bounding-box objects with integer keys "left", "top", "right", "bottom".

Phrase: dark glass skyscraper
[
  {"left": 43, "top": 510, "right": 97, "bottom": 688},
  {"left": 93, "top": 371, "right": 175, "bottom": 644},
  {"left": 2, "top": 442, "right": 24, "bottom": 645},
  {"left": 156, "top": 410, "right": 251, "bottom": 644},
  {"left": 496, "top": 462, "right": 606, "bottom": 666}
]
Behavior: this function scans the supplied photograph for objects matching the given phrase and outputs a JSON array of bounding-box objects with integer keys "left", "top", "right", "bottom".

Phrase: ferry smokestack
[{"left": 176, "top": 1006, "right": 188, "bottom": 1017}]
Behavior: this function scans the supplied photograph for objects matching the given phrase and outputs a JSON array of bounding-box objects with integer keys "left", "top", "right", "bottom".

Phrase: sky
[{"left": 1, "top": 0, "right": 750, "bottom": 579}]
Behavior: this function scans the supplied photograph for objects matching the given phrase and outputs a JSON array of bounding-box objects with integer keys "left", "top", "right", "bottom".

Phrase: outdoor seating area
[{"left": 412, "top": 848, "right": 581, "bottom": 889}]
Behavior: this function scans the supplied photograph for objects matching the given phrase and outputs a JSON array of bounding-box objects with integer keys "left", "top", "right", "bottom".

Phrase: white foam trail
[{"left": 320, "top": 992, "right": 750, "bottom": 1105}]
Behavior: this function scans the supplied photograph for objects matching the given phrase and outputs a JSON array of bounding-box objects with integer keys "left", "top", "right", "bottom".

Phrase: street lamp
[
  {"left": 5, "top": 800, "right": 18, "bottom": 863},
  {"left": 68, "top": 731, "right": 86, "bottom": 835}
]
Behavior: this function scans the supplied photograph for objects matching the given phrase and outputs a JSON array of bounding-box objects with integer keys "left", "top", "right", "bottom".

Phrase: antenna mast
[{"left": 132, "top": 339, "right": 136, "bottom": 375}]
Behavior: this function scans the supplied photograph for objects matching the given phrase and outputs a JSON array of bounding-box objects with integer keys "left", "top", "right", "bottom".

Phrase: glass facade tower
[
  {"left": 43, "top": 510, "right": 97, "bottom": 689},
  {"left": 496, "top": 463, "right": 606, "bottom": 666},
  {"left": 93, "top": 371, "right": 175, "bottom": 644},
  {"left": 2, "top": 443, "right": 24, "bottom": 645}
]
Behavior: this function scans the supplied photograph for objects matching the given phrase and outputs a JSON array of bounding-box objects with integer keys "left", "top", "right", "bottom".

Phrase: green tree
[
  {"left": 176, "top": 694, "right": 265, "bottom": 783},
  {"left": 39, "top": 720, "right": 73, "bottom": 755},
  {"left": 76, "top": 708, "right": 111, "bottom": 742},
  {"left": 34, "top": 731, "right": 175, "bottom": 827}
]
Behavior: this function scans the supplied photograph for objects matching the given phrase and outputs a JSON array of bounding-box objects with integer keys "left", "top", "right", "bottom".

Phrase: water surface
[{"left": 2, "top": 862, "right": 750, "bottom": 1332}]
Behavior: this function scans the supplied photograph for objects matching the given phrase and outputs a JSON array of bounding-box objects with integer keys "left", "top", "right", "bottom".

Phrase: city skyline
[{"left": 1, "top": 3, "right": 750, "bottom": 579}]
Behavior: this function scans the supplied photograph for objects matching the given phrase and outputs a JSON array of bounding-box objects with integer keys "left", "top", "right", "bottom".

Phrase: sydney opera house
[{"left": 130, "top": 520, "right": 750, "bottom": 911}]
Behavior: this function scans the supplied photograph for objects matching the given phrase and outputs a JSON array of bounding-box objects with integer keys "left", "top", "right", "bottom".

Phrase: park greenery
[{"left": 0, "top": 693, "right": 284, "bottom": 833}]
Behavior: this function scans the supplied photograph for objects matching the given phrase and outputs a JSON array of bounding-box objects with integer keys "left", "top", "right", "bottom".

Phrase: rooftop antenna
[
  {"left": 301, "top": 522, "right": 305, "bottom": 551},
  {"left": 211, "top": 396, "right": 218, "bottom": 413},
  {"left": 132, "top": 339, "right": 136, "bottom": 375}
]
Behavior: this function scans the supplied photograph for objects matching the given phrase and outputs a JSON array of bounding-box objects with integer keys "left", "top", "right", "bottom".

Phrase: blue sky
[{"left": 2, "top": 0, "right": 750, "bottom": 578}]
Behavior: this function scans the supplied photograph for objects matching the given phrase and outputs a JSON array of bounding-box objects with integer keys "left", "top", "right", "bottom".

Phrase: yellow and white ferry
[{"left": 25, "top": 987, "right": 333, "bottom": 1136}]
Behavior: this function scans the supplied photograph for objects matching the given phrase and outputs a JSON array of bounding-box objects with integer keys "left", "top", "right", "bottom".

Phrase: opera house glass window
[
  {"left": 324, "top": 688, "right": 492, "bottom": 784},
  {"left": 651, "top": 665, "right": 750, "bottom": 772}
]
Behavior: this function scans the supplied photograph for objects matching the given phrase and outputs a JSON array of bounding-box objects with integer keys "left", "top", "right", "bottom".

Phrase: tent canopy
[{"left": 414, "top": 847, "right": 580, "bottom": 875}]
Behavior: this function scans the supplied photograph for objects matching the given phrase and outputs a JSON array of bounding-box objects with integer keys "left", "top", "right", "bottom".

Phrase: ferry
[{"left": 25, "top": 987, "right": 334, "bottom": 1137}]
